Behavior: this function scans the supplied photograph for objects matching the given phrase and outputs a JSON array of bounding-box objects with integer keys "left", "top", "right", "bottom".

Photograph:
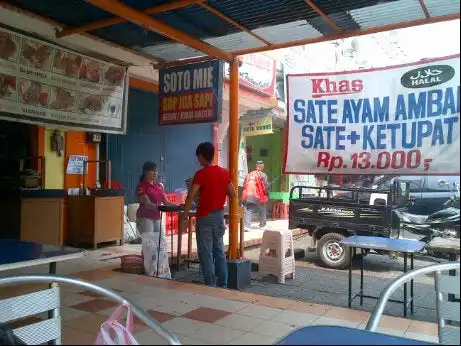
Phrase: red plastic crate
[
  {"left": 164, "top": 192, "right": 185, "bottom": 236},
  {"left": 164, "top": 214, "right": 198, "bottom": 236},
  {"left": 165, "top": 212, "right": 179, "bottom": 236},
  {"left": 165, "top": 192, "right": 186, "bottom": 204},
  {"left": 164, "top": 192, "right": 196, "bottom": 236}
]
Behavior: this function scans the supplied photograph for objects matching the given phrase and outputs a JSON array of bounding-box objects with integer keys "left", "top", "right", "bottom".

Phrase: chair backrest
[
  {"left": 0, "top": 284, "right": 61, "bottom": 345},
  {"left": 366, "top": 262, "right": 460, "bottom": 345},
  {"left": 435, "top": 269, "right": 460, "bottom": 344},
  {"left": 0, "top": 275, "right": 180, "bottom": 345}
]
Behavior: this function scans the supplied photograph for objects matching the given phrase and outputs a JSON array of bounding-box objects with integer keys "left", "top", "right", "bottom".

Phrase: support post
[{"left": 228, "top": 58, "right": 240, "bottom": 260}]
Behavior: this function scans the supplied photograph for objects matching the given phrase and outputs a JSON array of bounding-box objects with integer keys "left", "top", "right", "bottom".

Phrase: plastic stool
[{"left": 258, "top": 229, "right": 295, "bottom": 283}]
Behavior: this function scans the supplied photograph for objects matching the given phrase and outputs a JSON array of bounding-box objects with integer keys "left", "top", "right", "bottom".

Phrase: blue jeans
[{"left": 196, "top": 210, "right": 228, "bottom": 288}]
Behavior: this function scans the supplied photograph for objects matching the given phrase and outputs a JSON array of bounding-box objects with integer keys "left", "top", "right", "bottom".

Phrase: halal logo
[{"left": 401, "top": 65, "right": 455, "bottom": 89}]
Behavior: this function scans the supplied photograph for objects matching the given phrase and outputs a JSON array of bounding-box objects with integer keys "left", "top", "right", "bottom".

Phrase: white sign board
[
  {"left": 285, "top": 55, "right": 460, "bottom": 175},
  {"left": 238, "top": 134, "right": 248, "bottom": 186},
  {"left": 0, "top": 27, "right": 128, "bottom": 134},
  {"left": 66, "top": 155, "right": 88, "bottom": 175}
]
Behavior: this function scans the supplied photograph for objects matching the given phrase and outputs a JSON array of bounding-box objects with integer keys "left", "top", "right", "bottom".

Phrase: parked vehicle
[
  {"left": 289, "top": 184, "right": 408, "bottom": 269},
  {"left": 396, "top": 181, "right": 460, "bottom": 257},
  {"left": 370, "top": 175, "right": 460, "bottom": 215}
]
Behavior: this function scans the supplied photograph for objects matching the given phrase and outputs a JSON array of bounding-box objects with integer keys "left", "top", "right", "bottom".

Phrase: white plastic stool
[{"left": 258, "top": 229, "right": 295, "bottom": 283}]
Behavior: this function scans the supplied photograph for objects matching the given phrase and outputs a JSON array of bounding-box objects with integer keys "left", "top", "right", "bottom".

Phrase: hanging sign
[
  {"left": 159, "top": 60, "right": 223, "bottom": 126},
  {"left": 285, "top": 55, "right": 460, "bottom": 175},
  {"left": 66, "top": 155, "right": 88, "bottom": 175},
  {"left": 238, "top": 134, "right": 248, "bottom": 187},
  {"left": 225, "top": 53, "right": 276, "bottom": 95},
  {"left": 0, "top": 27, "right": 128, "bottom": 134},
  {"left": 241, "top": 109, "right": 274, "bottom": 136}
]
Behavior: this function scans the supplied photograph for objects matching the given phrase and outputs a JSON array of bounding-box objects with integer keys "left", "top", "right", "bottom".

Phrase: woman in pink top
[{"left": 136, "top": 161, "right": 176, "bottom": 278}]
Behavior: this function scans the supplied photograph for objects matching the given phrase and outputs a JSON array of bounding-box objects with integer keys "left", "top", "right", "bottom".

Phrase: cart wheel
[{"left": 317, "top": 233, "right": 351, "bottom": 269}]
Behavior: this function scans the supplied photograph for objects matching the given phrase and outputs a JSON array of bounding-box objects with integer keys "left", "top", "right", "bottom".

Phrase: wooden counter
[
  {"left": 67, "top": 190, "right": 125, "bottom": 249},
  {"left": 0, "top": 189, "right": 65, "bottom": 246}
]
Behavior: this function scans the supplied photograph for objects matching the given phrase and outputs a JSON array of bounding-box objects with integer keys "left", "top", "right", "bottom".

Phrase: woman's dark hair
[
  {"left": 196, "top": 142, "right": 215, "bottom": 163},
  {"left": 139, "top": 161, "right": 157, "bottom": 182}
]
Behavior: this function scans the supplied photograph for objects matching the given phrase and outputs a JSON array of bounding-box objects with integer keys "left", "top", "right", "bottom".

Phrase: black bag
[{"left": 0, "top": 324, "right": 26, "bottom": 345}]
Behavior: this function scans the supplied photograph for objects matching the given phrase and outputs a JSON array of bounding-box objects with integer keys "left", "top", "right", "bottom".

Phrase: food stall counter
[
  {"left": 67, "top": 189, "right": 125, "bottom": 249},
  {"left": 0, "top": 189, "right": 66, "bottom": 246}
]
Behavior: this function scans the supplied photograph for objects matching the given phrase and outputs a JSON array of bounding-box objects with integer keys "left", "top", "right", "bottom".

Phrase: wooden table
[{"left": 173, "top": 207, "right": 244, "bottom": 272}]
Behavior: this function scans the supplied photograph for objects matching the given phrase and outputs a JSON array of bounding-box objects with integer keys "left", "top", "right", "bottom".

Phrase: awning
[{"left": 2, "top": 0, "right": 459, "bottom": 64}]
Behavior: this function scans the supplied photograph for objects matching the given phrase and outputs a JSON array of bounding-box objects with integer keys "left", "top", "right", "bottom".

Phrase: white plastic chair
[
  {"left": 0, "top": 275, "right": 181, "bottom": 345},
  {"left": 366, "top": 262, "right": 460, "bottom": 345}
]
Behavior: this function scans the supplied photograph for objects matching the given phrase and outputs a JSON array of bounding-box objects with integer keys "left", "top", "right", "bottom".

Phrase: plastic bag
[
  {"left": 141, "top": 232, "right": 171, "bottom": 279},
  {"left": 94, "top": 305, "right": 139, "bottom": 345}
]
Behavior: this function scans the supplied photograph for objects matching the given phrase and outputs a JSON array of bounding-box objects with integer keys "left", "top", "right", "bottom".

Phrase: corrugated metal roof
[
  {"left": 141, "top": 31, "right": 266, "bottom": 60},
  {"left": 4, "top": 0, "right": 459, "bottom": 62},
  {"left": 151, "top": 3, "right": 240, "bottom": 41},
  {"left": 253, "top": 21, "right": 322, "bottom": 44},
  {"left": 349, "top": 0, "right": 426, "bottom": 29},
  {"left": 142, "top": 42, "right": 203, "bottom": 61},
  {"left": 206, "top": 0, "right": 319, "bottom": 30},
  {"left": 6, "top": 0, "right": 114, "bottom": 27},
  {"left": 206, "top": 31, "right": 265, "bottom": 51},
  {"left": 424, "top": 0, "right": 461, "bottom": 17},
  {"left": 92, "top": 22, "right": 168, "bottom": 48}
]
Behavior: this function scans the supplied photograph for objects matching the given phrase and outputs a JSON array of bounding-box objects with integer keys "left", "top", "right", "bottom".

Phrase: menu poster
[
  {"left": 0, "top": 27, "right": 128, "bottom": 134},
  {"left": 66, "top": 155, "right": 88, "bottom": 175}
]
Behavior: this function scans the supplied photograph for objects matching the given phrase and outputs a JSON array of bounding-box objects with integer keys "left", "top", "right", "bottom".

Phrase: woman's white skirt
[{"left": 137, "top": 218, "right": 171, "bottom": 279}]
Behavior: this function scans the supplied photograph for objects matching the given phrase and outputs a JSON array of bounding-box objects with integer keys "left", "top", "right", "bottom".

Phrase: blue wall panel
[{"left": 107, "top": 88, "right": 213, "bottom": 204}]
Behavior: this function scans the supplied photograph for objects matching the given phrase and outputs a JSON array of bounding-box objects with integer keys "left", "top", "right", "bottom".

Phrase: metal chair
[
  {"left": 0, "top": 275, "right": 181, "bottom": 345},
  {"left": 366, "top": 262, "right": 460, "bottom": 345}
]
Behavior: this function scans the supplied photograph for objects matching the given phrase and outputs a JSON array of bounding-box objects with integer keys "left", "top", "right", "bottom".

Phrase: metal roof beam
[
  {"left": 232, "top": 13, "right": 460, "bottom": 55},
  {"left": 56, "top": 0, "right": 204, "bottom": 38},
  {"left": 198, "top": 2, "right": 272, "bottom": 46},
  {"left": 84, "top": 0, "right": 234, "bottom": 62},
  {"left": 0, "top": 1, "right": 164, "bottom": 64},
  {"left": 418, "top": 0, "right": 431, "bottom": 19},
  {"left": 154, "top": 56, "right": 216, "bottom": 69},
  {"left": 304, "top": 0, "right": 341, "bottom": 32}
]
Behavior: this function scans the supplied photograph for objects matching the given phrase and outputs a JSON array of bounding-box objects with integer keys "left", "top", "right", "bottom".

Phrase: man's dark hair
[{"left": 196, "top": 142, "right": 215, "bottom": 162}]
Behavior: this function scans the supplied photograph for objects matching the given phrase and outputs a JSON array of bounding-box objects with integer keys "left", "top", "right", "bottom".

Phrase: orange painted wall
[{"left": 64, "top": 131, "right": 97, "bottom": 189}]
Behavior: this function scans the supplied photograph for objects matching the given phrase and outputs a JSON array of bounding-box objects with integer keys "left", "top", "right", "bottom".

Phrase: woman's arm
[
  {"left": 139, "top": 194, "right": 158, "bottom": 211},
  {"left": 162, "top": 192, "right": 177, "bottom": 206}
]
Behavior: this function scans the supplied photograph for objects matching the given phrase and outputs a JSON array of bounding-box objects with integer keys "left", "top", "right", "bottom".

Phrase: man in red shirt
[{"left": 182, "top": 142, "right": 235, "bottom": 288}]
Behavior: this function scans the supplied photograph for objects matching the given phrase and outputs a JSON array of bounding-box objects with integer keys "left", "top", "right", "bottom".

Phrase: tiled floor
[{"left": 1, "top": 264, "right": 441, "bottom": 345}]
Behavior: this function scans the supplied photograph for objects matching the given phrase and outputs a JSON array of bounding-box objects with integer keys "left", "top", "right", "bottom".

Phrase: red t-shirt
[
  {"left": 192, "top": 165, "right": 231, "bottom": 217},
  {"left": 136, "top": 181, "right": 164, "bottom": 220}
]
